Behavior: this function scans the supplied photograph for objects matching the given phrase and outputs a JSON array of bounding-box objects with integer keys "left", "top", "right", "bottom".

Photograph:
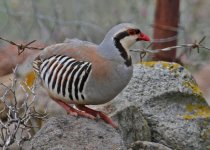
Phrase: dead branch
[{"left": 0, "top": 66, "right": 47, "bottom": 149}]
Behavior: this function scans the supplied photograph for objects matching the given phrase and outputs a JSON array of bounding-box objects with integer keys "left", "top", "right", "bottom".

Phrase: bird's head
[
  {"left": 111, "top": 23, "right": 150, "bottom": 49},
  {"left": 100, "top": 23, "right": 150, "bottom": 66},
  {"left": 101, "top": 23, "right": 150, "bottom": 48}
]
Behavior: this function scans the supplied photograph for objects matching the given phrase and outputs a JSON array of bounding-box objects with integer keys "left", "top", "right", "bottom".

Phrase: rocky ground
[{"left": 28, "top": 61, "right": 210, "bottom": 150}]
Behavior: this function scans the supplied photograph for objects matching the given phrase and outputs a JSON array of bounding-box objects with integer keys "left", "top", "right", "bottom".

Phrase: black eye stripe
[
  {"left": 135, "top": 29, "right": 141, "bottom": 34},
  {"left": 127, "top": 29, "right": 141, "bottom": 35},
  {"left": 115, "top": 31, "right": 129, "bottom": 41},
  {"left": 114, "top": 29, "right": 141, "bottom": 41}
]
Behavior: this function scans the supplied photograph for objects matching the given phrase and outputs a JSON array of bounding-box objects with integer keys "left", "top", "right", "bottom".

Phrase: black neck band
[{"left": 114, "top": 31, "right": 132, "bottom": 67}]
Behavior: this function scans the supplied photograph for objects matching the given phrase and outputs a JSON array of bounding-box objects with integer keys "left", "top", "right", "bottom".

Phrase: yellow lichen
[
  {"left": 140, "top": 61, "right": 205, "bottom": 100},
  {"left": 140, "top": 61, "right": 181, "bottom": 71},
  {"left": 182, "top": 81, "right": 203, "bottom": 97},
  {"left": 140, "top": 61, "right": 156, "bottom": 68},
  {"left": 20, "top": 71, "right": 37, "bottom": 94},
  {"left": 25, "top": 71, "right": 36, "bottom": 87},
  {"left": 182, "top": 104, "right": 210, "bottom": 120}
]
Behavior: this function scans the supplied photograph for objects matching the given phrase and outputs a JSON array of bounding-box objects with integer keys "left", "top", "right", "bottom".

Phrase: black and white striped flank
[{"left": 34, "top": 55, "right": 92, "bottom": 101}]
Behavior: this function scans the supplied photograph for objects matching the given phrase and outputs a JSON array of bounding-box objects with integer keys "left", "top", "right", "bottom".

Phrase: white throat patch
[{"left": 119, "top": 35, "right": 138, "bottom": 49}]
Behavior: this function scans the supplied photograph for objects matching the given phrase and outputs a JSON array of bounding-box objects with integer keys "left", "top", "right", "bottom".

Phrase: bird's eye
[{"left": 127, "top": 29, "right": 136, "bottom": 35}]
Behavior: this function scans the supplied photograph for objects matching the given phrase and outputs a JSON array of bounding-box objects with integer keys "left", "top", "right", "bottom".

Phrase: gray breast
[{"left": 84, "top": 63, "right": 133, "bottom": 105}]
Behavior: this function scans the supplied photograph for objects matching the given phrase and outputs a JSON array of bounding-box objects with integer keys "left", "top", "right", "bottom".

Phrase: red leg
[
  {"left": 76, "top": 105, "right": 118, "bottom": 128},
  {"left": 54, "top": 99, "right": 95, "bottom": 119}
]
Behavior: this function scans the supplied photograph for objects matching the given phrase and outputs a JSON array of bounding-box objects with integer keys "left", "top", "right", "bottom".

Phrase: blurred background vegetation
[
  {"left": 0, "top": 1, "right": 210, "bottom": 148},
  {"left": 0, "top": 0, "right": 210, "bottom": 102}
]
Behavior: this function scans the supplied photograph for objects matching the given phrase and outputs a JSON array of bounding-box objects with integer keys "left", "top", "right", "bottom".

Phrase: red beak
[{"left": 138, "top": 32, "right": 150, "bottom": 41}]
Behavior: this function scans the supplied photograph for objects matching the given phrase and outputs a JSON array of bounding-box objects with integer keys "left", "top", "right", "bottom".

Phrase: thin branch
[{"left": 0, "top": 65, "right": 47, "bottom": 149}]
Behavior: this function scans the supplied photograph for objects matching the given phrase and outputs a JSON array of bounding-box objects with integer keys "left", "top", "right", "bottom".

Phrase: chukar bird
[{"left": 33, "top": 23, "right": 150, "bottom": 128}]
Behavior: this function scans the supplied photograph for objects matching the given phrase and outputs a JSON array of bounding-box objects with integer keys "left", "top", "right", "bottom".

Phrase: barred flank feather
[
  {"left": 32, "top": 56, "right": 42, "bottom": 74},
  {"left": 34, "top": 55, "right": 92, "bottom": 102}
]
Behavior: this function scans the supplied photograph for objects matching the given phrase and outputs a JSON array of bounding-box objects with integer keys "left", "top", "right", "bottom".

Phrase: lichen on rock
[
  {"left": 141, "top": 61, "right": 205, "bottom": 99},
  {"left": 183, "top": 103, "right": 210, "bottom": 119},
  {"left": 29, "top": 61, "right": 210, "bottom": 150},
  {"left": 96, "top": 61, "right": 210, "bottom": 150}
]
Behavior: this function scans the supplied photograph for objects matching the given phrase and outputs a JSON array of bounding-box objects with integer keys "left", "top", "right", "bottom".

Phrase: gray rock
[
  {"left": 95, "top": 61, "right": 210, "bottom": 150},
  {"left": 128, "top": 141, "right": 172, "bottom": 150},
  {"left": 112, "top": 105, "right": 151, "bottom": 146},
  {"left": 29, "top": 116, "right": 126, "bottom": 150}
]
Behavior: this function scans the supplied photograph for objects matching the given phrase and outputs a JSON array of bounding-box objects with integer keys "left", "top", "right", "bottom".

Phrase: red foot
[
  {"left": 76, "top": 105, "right": 118, "bottom": 128},
  {"left": 54, "top": 99, "right": 95, "bottom": 119}
]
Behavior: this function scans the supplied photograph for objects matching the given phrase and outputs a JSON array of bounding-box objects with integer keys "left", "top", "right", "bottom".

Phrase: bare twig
[{"left": 0, "top": 65, "right": 47, "bottom": 149}]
